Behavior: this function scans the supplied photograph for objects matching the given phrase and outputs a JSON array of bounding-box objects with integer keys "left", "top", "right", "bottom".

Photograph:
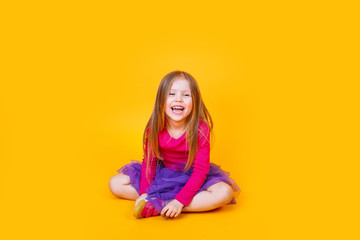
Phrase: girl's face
[{"left": 165, "top": 78, "right": 193, "bottom": 127}]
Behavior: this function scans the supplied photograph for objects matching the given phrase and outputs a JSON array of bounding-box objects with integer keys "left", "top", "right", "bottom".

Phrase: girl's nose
[{"left": 175, "top": 95, "right": 183, "bottom": 101}]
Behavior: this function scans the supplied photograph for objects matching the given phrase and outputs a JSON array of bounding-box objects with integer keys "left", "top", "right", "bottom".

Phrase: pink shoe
[
  {"left": 133, "top": 200, "right": 147, "bottom": 219},
  {"left": 133, "top": 200, "right": 160, "bottom": 218},
  {"left": 142, "top": 202, "right": 160, "bottom": 218}
]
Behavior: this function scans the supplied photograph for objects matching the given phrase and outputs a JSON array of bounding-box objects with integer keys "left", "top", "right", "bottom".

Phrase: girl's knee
[
  {"left": 222, "top": 184, "right": 234, "bottom": 203},
  {"left": 109, "top": 174, "right": 129, "bottom": 196},
  {"left": 109, "top": 175, "right": 119, "bottom": 196},
  {"left": 214, "top": 182, "right": 234, "bottom": 204}
]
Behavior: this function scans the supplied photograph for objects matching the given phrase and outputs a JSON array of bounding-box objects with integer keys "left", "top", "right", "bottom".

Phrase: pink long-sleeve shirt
[{"left": 139, "top": 119, "right": 211, "bottom": 206}]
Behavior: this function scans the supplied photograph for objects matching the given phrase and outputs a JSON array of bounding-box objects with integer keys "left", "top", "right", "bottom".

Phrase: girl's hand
[
  {"left": 135, "top": 193, "right": 148, "bottom": 207},
  {"left": 161, "top": 199, "right": 184, "bottom": 218}
]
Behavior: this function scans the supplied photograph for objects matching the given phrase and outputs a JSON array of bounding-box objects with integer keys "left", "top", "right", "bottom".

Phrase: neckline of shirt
[{"left": 165, "top": 127, "right": 186, "bottom": 140}]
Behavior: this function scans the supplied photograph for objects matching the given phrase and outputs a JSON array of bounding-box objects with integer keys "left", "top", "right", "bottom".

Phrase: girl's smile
[{"left": 165, "top": 78, "right": 193, "bottom": 127}]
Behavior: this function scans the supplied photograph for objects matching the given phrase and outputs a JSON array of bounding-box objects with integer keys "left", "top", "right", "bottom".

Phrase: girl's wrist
[{"left": 175, "top": 199, "right": 184, "bottom": 207}]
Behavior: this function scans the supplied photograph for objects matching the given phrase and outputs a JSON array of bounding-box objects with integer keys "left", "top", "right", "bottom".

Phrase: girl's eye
[
  {"left": 169, "top": 93, "right": 175, "bottom": 96},
  {"left": 184, "top": 94, "right": 190, "bottom": 97}
]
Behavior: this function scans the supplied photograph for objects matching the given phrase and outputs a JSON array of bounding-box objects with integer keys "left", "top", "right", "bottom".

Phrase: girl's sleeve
[
  {"left": 139, "top": 141, "right": 158, "bottom": 195},
  {"left": 174, "top": 122, "right": 211, "bottom": 206}
]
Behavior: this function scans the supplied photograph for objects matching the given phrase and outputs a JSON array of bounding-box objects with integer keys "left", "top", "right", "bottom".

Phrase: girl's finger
[
  {"left": 161, "top": 208, "right": 168, "bottom": 216},
  {"left": 166, "top": 209, "right": 172, "bottom": 217},
  {"left": 170, "top": 211, "right": 176, "bottom": 218}
]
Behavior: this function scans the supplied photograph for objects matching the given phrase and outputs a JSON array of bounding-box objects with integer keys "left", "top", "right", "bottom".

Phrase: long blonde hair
[{"left": 143, "top": 70, "right": 213, "bottom": 183}]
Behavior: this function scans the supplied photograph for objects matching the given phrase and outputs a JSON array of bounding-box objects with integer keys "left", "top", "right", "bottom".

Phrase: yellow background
[{"left": 1, "top": 1, "right": 359, "bottom": 239}]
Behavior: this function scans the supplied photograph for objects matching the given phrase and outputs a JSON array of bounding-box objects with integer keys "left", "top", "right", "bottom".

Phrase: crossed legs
[{"left": 109, "top": 173, "right": 234, "bottom": 212}]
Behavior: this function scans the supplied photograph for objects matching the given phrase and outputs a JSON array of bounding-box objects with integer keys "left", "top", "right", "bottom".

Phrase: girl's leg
[
  {"left": 182, "top": 181, "right": 234, "bottom": 212},
  {"left": 109, "top": 173, "right": 139, "bottom": 200}
]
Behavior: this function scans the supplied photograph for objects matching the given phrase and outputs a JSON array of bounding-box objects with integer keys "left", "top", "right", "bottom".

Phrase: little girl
[{"left": 109, "top": 70, "right": 241, "bottom": 219}]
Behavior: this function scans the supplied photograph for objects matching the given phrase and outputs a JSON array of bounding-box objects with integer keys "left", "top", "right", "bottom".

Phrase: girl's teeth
[{"left": 172, "top": 107, "right": 184, "bottom": 113}]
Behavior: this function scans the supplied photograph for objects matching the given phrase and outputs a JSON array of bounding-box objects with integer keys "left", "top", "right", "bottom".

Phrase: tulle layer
[{"left": 117, "top": 160, "right": 241, "bottom": 213}]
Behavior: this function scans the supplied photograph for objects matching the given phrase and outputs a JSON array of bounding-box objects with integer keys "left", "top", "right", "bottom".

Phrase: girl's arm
[
  {"left": 174, "top": 123, "right": 211, "bottom": 206},
  {"left": 139, "top": 142, "right": 158, "bottom": 195}
]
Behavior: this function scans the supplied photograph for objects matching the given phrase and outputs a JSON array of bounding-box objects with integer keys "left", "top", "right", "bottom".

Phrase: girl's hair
[{"left": 143, "top": 70, "right": 213, "bottom": 182}]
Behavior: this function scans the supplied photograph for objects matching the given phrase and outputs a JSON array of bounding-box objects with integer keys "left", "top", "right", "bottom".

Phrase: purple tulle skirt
[{"left": 117, "top": 160, "right": 241, "bottom": 213}]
